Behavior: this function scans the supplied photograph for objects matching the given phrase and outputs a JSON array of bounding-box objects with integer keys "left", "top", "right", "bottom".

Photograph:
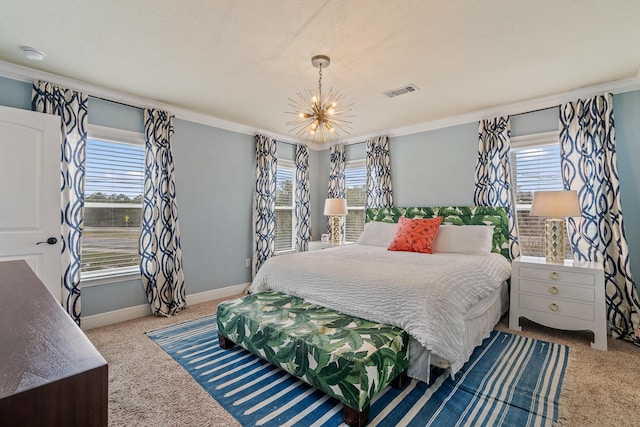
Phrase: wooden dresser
[{"left": 0, "top": 260, "right": 108, "bottom": 426}]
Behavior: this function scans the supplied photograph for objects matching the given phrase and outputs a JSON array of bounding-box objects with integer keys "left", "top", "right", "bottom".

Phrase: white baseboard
[
  {"left": 186, "top": 283, "right": 248, "bottom": 305},
  {"left": 81, "top": 304, "right": 151, "bottom": 331},
  {"left": 81, "top": 282, "right": 249, "bottom": 331}
]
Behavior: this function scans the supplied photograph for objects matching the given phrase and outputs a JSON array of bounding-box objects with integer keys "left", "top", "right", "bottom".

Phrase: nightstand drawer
[
  {"left": 520, "top": 279, "right": 595, "bottom": 303},
  {"left": 519, "top": 266, "right": 595, "bottom": 286},
  {"left": 519, "top": 294, "right": 595, "bottom": 321}
]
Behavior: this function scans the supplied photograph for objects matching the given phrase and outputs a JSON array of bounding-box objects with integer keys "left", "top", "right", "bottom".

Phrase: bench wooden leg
[
  {"left": 390, "top": 369, "right": 408, "bottom": 389},
  {"left": 343, "top": 404, "right": 370, "bottom": 427},
  {"left": 218, "top": 333, "right": 235, "bottom": 350}
]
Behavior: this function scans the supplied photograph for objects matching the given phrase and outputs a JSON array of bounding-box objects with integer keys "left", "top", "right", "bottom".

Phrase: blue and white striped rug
[{"left": 146, "top": 315, "right": 568, "bottom": 426}]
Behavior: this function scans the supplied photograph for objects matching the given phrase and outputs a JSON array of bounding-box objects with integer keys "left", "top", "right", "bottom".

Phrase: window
[
  {"left": 82, "top": 126, "right": 145, "bottom": 278},
  {"left": 510, "top": 132, "right": 571, "bottom": 258},
  {"left": 275, "top": 160, "right": 295, "bottom": 253},
  {"left": 345, "top": 160, "right": 367, "bottom": 242}
]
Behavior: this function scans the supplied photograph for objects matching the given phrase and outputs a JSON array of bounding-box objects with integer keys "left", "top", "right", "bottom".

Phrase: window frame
[
  {"left": 274, "top": 158, "right": 296, "bottom": 255},
  {"left": 80, "top": 124, "right": 145, "bottom": 287},
  {"left": 510, "top": 130, "right": 572, "bottom": 259},
  {"left": 344, "top": 159, "right": 367, "bottom": 242}
]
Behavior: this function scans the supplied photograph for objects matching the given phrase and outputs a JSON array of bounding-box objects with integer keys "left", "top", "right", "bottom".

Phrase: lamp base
[
  {"left": 544, "top": 218, "right": 565, "bottom": 264},
  {"left": 330, "top": 215, "right": 342, "bottom": 244}
]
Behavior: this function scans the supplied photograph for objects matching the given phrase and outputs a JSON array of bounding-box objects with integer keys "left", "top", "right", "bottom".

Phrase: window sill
[
  {"left": 80, "top": 268, "right": 140, "bottom": 288},
  {"left": 274, "top": 249, "right": 296, "bottom": 256}
]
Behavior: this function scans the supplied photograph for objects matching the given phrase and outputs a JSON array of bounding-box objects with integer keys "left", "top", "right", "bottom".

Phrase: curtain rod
[
  {"left": 89, "top": 95, "right": 177, "bottom": 118},
  {"left": 89, "top": 95, "right": 143, "bottom": 111}
]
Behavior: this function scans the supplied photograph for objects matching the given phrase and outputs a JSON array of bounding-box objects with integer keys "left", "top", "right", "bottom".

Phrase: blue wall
[
  {"left": 310, "top": 147, "right": 329, "bottom": 240},
  {"left": 389, "top": 123, "right": 479, "bottom": 206},
  {"left": 613, "top": 91, "right": 640, "bottom": 283},
  {"left": 2, "top": 73, "right": 639, "bottom": 314},
  {"left": 89, "top": 97, "right": 144, "bottom": 132},
  {"left": 0, "top": 76, "right": 31, "bottom": 110},
  {"left": 171, "top": 119, "right": 255, "bottom": 293}
]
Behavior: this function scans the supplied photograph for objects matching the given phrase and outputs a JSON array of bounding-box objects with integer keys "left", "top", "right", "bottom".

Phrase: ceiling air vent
[{"left": 383, "top": 84, "right": 419, "bottom": 98}]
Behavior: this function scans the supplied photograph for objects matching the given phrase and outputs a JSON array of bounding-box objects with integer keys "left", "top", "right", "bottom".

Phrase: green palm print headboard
[{"left": 366, "top": 206, "right": 510, "bottom": 260}]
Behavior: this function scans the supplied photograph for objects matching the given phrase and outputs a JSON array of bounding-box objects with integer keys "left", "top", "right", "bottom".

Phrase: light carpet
[{"left": 147, "top": 315, "right": 568, "bottom": 426}]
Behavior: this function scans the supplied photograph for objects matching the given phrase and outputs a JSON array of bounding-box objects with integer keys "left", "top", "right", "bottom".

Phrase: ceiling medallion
[{"left": 286, "top": 55, "right": 353, "bottom": 143}]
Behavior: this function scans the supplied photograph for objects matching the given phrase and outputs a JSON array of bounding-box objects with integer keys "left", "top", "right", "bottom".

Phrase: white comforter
[{"left": 250, "top": 244, "right": 511, "bottom": 375}]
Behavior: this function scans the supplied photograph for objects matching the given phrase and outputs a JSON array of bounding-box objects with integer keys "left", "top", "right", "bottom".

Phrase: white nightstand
[
  {"left": 509, "top": 256, "right": 607, "bottom": 350},
  {"left": 308, "top": 241, "right": 354, "bottom": 251}
]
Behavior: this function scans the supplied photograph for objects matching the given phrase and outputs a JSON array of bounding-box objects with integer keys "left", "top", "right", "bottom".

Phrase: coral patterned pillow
[{"left": 387, "top": 216, "right": 444, "bottom": 254}]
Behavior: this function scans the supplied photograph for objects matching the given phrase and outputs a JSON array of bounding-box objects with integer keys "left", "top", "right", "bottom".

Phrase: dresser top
[
  {"left": 516, "top": 255, "right": 603, "bottom": 271},
  {"left": 0, "top": 260, "right": 107, "bottom": 399}
]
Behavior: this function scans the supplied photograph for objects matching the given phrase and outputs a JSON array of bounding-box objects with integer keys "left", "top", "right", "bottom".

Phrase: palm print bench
[{"left": 216, "top": 291, "right": 409, "bottom": 427}]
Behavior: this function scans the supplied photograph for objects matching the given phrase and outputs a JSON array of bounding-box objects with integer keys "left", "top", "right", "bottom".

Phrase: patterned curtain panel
[
  {"left": 253, "top": 135, "right": 277, "bottom": 276},
  {"left": 328, "top": 143, "right": 346, "bottom": 198},
  {"left": 473, "top": 116, "right": 521, "bottom": 260},
  {"left": 366, "top": 136, "right": 393, "bottom": 208},
  {"left": 327, "top": 143, "right": 346, "bottom": 237},
  {"left": 560, "top": 93, "right": 640, "bottom": 344},
  {"left": 140, "top": 109, "right": 186, "bottom": 317},
  {"left": 295, "top": 145, "right": 310, "bottom": 252},
  {"left": 32, "top": 80, "right": 87, "bottom": 325}
]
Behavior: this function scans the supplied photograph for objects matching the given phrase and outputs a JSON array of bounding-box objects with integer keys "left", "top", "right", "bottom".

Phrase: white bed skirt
[{"left": 407, "top": 281, "right": 509, "bottom": 383}]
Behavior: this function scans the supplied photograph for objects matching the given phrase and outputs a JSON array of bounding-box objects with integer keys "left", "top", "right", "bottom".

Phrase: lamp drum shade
[
  {"left": 324, "top": 198, "right": 348, "bottom": 216},
  {"left": 530, "top": 190, "right": 580, "bottom": 218},
  {"left": 530, "top": 190, "right": 580, "bottom": 264}
]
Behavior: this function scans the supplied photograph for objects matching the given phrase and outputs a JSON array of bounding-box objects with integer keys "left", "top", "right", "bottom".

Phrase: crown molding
[
  {"left": 0, "top": 60, "right": 306, "bottom": 147},
  {"left": 2, "top": 60, "right": 639, "bottom": 151},
  {"left": 338, "top": 76, "right": 640, "bottom": 146}
]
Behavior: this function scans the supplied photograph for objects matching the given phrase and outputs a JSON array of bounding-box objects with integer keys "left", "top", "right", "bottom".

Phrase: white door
[{"left": 0, "top": 106, "right": 61, "bottom": 301}]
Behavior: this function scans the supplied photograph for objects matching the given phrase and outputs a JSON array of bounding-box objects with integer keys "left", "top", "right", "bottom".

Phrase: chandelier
[{"left": 287, "top": 55, "right": 353, "bottom": 143}]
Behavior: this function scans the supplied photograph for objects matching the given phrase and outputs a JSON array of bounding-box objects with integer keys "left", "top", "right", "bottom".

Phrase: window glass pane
[
  {"left": 275, "top": 163, "right": 294, "bottom": 252},
  {"left": 511, "top": 141, "right": 571, "bottom": 258},
  {"left": 345, "top": 162, "right": 366, "bottom": 242},
  {"left": 82, "top": 139, "right": 144, "bottom": 274}
]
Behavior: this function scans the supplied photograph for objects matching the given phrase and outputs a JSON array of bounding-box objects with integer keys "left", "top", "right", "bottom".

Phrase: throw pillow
[
  {"left": 357, "top": 221, "right": 398, "bottom": 247},
  {"left": 388, "top": 216, "right": 444, "bottom": 254},
  {"left": 433, "top": 225, "right": 494, "bottom": 255}
]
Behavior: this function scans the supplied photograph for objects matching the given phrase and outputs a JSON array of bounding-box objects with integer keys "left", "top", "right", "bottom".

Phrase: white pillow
[
  {"left": 357, "top": 221, "right": 398, "bottom": 247},
  {"left": 433, "top": 225, "right": 494, "bottom": 255}
]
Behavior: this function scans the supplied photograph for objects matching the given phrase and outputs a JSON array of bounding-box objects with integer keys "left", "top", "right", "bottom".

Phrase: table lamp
[
  {"left": 530, "top": 190, "right": 581, "bottom": 263},
  {"left": 324, "top": 198, "right": 347, "bottom": 244}
]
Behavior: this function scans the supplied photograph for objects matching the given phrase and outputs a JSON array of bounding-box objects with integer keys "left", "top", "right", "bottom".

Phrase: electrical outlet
[{"left": 245, "top": 258, "right": 251, "bottom": 268}]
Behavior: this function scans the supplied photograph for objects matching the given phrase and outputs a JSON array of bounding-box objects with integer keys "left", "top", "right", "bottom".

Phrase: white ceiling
[{"left": 1, "top": 1, "right": 640, "bottom": 143}]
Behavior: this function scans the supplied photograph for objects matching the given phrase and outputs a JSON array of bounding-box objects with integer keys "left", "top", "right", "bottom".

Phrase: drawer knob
[
  {"left": 549, "top": 303, "right": 559, "bottom": 312},
  {"left": 549, "top": 271, "right": 559, "bottom": 281},
  {"left": 549, "top": 286, "right": 559, "bottom": 295}
]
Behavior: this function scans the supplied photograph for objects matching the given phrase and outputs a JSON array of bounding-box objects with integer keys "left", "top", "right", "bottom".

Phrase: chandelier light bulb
[{"left": 286, "top": 55, "right": 354, "bottom": 143}]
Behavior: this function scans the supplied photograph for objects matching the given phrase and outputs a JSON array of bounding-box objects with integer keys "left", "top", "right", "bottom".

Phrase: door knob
[{"left": 36, "top": 237, "right": 58, "bottom": 245}]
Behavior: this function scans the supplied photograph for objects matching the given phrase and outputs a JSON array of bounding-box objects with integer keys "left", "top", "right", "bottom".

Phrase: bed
[{"left": 250, "top": 206, "right": 512, "bottom": 382}]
